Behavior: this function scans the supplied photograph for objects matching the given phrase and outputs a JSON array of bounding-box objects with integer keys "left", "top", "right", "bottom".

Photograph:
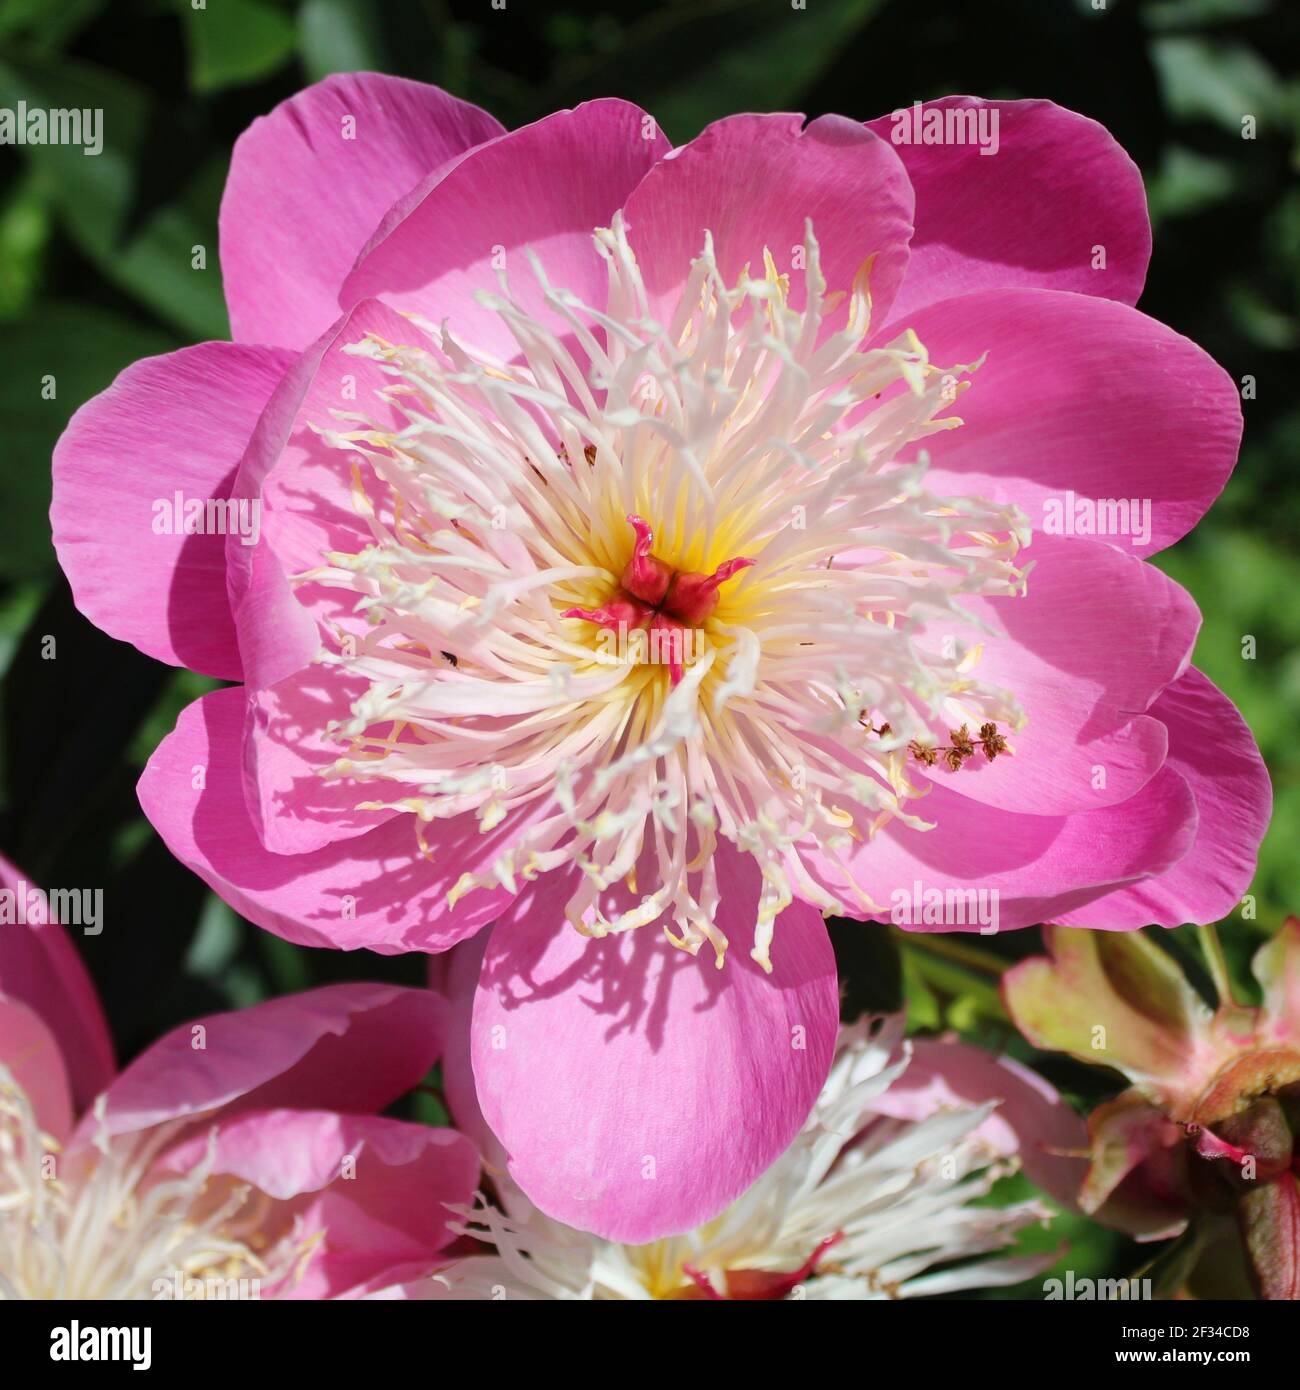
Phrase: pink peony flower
[
  {"left": 51, "top": 78, "right": 1269, "bottom": 1239},
  {"left": 0, "top": 855, "right": 477, "bottom": 1298}
]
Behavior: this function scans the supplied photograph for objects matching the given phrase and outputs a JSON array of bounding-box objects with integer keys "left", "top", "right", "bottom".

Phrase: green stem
[
  {"left": 1197, "top": 922, "right": 1240, "bottom": 1007},
  {"left": 888, "top": 925, "right": 1008, "bottom": 978},
  {"left": 903, "top": 952, "right": 1008, "bottom": 1024}
]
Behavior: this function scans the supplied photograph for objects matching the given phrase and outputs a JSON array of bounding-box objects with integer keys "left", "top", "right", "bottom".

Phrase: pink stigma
[
  {"left": 563, "top": 516, "right": 754, "bottom": 684},
  {"left": 622, "top": 514, "right": 673, "bottom": 606},
  {"left": 681, "top": 1232, "right": 845, "bottom": 1300}
]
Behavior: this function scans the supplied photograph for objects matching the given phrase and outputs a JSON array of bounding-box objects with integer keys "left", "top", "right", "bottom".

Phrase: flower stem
[
  {"left": 1197, "top": 923, "right": 1239, "bottom": 1007},
  {"left": 888, "top": 926, "right": 1008, "bottom": 977}
]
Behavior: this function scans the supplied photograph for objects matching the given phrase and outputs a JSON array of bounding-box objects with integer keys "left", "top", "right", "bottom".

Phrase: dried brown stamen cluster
[{"left": 907, "top": 722, "right": 1008, "bottom": 772}]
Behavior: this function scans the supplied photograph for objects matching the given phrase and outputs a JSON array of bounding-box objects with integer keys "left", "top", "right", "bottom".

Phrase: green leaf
[
  {"left": 0, "top": 580, "right": 44, "bottom": 681},
  {"left": 901, "top": 951, "right": 942, "bottom": 1030},
  {"left": 183, "top": 893, "right": 245, "bottom": 978},
  {"left": 898, "top": 941, "right": 1007, "bottom": 1028},
  {"left": 127, "top": 667, "right": 220, "bottom": 767},
  {"left": 1154, "top": 527, "right": 1300, "bottom": 934},
  {"left": 548, "top": 0, "right": 884, "bottom": 144},
  {"left": 1132, "top": 1224, "right": 1208, "bottom": 1299},
  {"left": 1150, "top": 35, "right": 1286, "bottom": 133},
  {"left": 1238, "top": 1173, "right": 1300, "bottom": 1299},
  {"left": 409, "top": 1068, "right": 451, "bottom": 1128},
  {"left": 0, "top": 50, "right": 230, "bottom": 338},
  {"left": 0, "top": 0, "right": 108, "bottom": 49},
  {"left": 182, "top": 0, "right": 297, "bottom": 94},
  {"left": 1144, "top": 0, "right": 1274, "bottom": 29},
  {"left": 1147, "top": 145, "right": 1237, "bottom": 224},
  {"left": 979, "top": 1172, "right": 1133, "bottom": 1299},
  {"left": 0, "top": 578, "right": 46, "bottom": 809},
  {"left": 0, "top": 301, "right": 176, "bottom": 578},
  {"left": 1226, "top": 280, "right": 1298, "bottom": 351},
  {"left": 298, "top": 0, "right": 385, "bottom": 82},
  {"left": 258, "top": 930, "right": 313, "bottom": 994},
  {"left": 0, "top": 170, "right": 51, "bottom": 319}
]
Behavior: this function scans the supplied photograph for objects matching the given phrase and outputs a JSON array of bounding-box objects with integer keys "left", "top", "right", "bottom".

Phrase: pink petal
[
  {"left": 1056, "top": 667, "right": 1271, "bottom": 928},
  {"left": 220, "top": 73, "right": 504, "bottom": 350},
  {"left": 51, "top": 342, "right": 292, "bottom": 679},
  {"left": 871, "top": 1036, "right": 1089, "bottom": 1209},
  {"left": 467, "top": 847, "right": 839, "bottom": 1242},
  {"left": 1079, "top": 1095, "right": 1191, "bottom": 1239},
  {"left": 918, "top": 533, "right": 1200, "bottom": 815},
  {"left": 341, "top": 100, "right": 671, "bottom": 359},
  {"left": 158, "top": 1109, "right": 479, "bottom": 1298},
  {"left": 890, "top": 287, "right": 1243, "bottom": 556},
  {"left": 244, "top": 663, "right": 404, "bottom": 855},
  {"left": 429, "top": 930, "right": 506, "bottom": 1172},
  {"left": 136, "top": 686, "right": 511, "bottom": 953},
  {"left": 88, "top": 982, "right": 443, "bottom": 1143},
  {"left": 867, "top": 97, "right": 1150, "bottom": 319},
  {"left": 221, "top": 299, "right": 449, "bottom": 851},
  {"left": 622, "top": 112, "right": 912, "bottom": 329},
  {"left": 0, "top": 997, "right": 75, "bottom": 1141},
  {"left": 223, "top": 297, "right": 443, "bottom": 694},
  {"left": 0, "top": 855, "right": 114, "bottom": 1111},
  {"left": 811, "top": 763, "right": 1197, "bottom": 934}
]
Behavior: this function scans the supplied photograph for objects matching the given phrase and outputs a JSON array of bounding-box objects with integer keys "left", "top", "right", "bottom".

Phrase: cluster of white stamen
[
  {"left": 0, "top": 1066, "right": 305, "bottom": 1299},
  {"left": 304, "top": 216, "right": 1029, "bottom": 968},
  {"left": 429, "top": 1018, "right": 1054, "bottom": 1300}
]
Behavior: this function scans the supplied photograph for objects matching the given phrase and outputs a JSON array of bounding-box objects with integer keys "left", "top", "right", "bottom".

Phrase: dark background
[{"left": 0, "top": 0, "right": 1295, "bottom": 1292}]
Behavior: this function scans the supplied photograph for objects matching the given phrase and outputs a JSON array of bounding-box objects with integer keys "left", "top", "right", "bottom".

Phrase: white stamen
[
  {"left": 0, "top": 1065, "right": 307, "bottom": 1299},
  {"left": 303, "top": 217, "right": 1029, "bottom": 967}
]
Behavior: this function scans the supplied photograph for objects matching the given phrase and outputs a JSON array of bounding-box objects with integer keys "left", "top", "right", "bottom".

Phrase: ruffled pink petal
[
  {"left": 866, "top": 97, "right": 1150, "bottom": 320},
  {"left": 136, "top": 686, "right": 511, "bottom": 952},
  {"left": 0, "top": 855, "right": 114, "bottom": 1111},
  {"left": 0, "top": 997, "right": 75, "bottom": 1141},
  {"left": 889, "top": 287, "right": 1242, "bottom": 556},
  {"left": 157, "top": 1109, "right": 479, "bottom": 1298},
  {"left": 220, "top": 73, "right": 505, "bottom": 350},
  {"left": 1056, "top": 667, "right": 1271, "bottom": 929},
  {"left": 51, "top": 343, "right": 292, "bottom": 680},
  {"left": 223, "top": 297, "right": 444, "bottom": 694},
  {"left": 280, "top": 1200, "right": 440, "bottom": 1300},
  {"left": 810, "top": 764, "right": 1197, "bottom": 934},
  {"left": 467, "top": 846, "right": 839, "bottom": 1243},
  {"left": 341, "top": 100, "right": 671, "bottom": 360},
  {"left": 245, "top": 663, "right": 408, "bottom": 855},
  {"left": 917, "top": 534, "right": 1200, "bottom": 815},
  {"left": 87, "top": 982, "right": 443, "bottom": 1144},
  {"left": 622, "top": 112, "right": 912, "bottom": 329},
  {"left": 871, "top": 1037, "right": 1089, "bottom": 1209},
  {"left": 221, "top": 300, "right": 449, "bottom": 850},
  {"left": 429, "top": 930, "right": 507, "bottom": 1172}
]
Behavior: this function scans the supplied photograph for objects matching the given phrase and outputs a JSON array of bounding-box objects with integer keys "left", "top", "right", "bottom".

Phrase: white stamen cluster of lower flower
[
  {"left": 428, "top": 1018, "right": 1054, "bottom": 1301},
  {"left": 305, "top": 216, "right": 1029, "bottom": 968},
  {"left": 0, "top": 1066, "right": 299, "bottom": 1299}
]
